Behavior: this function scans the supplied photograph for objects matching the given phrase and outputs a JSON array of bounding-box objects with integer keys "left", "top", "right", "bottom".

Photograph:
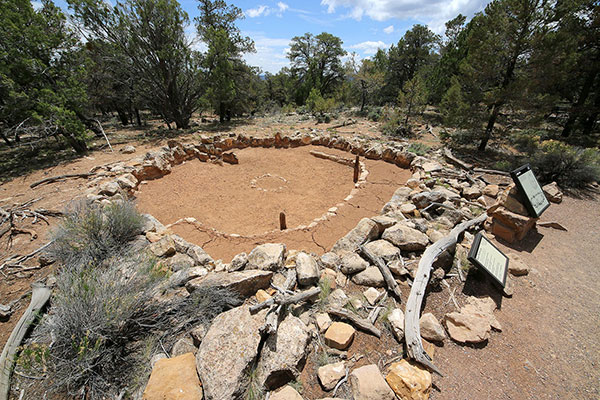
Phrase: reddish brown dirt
[{"left": 136, "top": 145, "right": 410, "bottom": 262}]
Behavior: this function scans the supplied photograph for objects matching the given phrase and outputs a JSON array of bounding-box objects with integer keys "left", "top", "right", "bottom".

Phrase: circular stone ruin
[{"left": 95, "top": 132, "right": 415, "bottom": 261}]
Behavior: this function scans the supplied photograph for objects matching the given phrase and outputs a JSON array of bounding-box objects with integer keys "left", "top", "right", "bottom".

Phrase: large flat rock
[
  {"left": 186, "top": 270, "right": 272, "bottom": 298},
  {"left": 196, "top": 305, "right": 266, "bottom": 400}
]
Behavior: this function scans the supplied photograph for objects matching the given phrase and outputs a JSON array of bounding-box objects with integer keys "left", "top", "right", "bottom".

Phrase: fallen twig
[
  {"left": 30, "top": 173, "right": 95, "bottom": 189},
  {"left": 326, "top": 307, "right": 381, "bottom": 338}
]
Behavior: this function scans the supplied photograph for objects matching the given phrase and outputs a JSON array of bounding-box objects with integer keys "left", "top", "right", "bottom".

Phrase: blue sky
[{"left": 39, "top": 0, "right": 492, "bottom": 73}]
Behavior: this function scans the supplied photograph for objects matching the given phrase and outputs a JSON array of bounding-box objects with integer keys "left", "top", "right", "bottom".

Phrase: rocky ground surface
[{"left": 0, "top": 115, "right": 598, "bottom": 400}]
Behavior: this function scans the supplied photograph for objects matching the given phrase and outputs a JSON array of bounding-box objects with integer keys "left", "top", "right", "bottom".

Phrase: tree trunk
[
  {"left": 116, "top": 109, "right": 130, "bottom": 126},
  {"left": 135, "top": 108, "right": 142, "bottom": 126},
  {"left": 0, "top": 132, "right": 12, "bottom": 147},
  {"left": 479, "top": 103, "right": 501, "bottom": 152},
  {"left": 561, "top": 70, "right": 597, "bottom": 137}
]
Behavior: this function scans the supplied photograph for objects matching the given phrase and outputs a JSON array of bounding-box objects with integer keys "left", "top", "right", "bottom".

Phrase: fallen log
[
  {"left": 443, "top": 148, "right": 473, "bottom": 170},
  {"left": 404, "top": 212, "right": 487, "bottom": 376},
  {"left": 0, "top": 283, "right": 51, "bottom": 400},
  {"left": 30, "top": 173, "right": 95, "bottom": 189},
  {"left": 326, "top": 307, "right": 381, "bottom": 338},
  {"left": 360, "top": 245, "right": 402, "bottom": 300}
]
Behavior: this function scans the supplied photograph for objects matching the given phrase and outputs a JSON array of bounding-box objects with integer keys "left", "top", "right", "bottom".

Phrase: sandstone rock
[
  {"left": 296, "top": 252, "right": 320, "bottom": 286},
  {"left": 388, "top": 308, "right": 405, "bottom": 342},
  {"left": 462, "top": 186, "right": 482, "bottom": 200},
  {"left": 328, "top": 289, "right": 349, "bottom": 309},
  {"left": 422, "top": 161, "right": 442, "bottom": 173},
  {"left": 143, "top": 353, "right": 202, "bottom": 400},
  {"left": 270, "top": 385, "right": 303, "bottom": 400},
  {"left": 186, "top": 270, "right": 273, "bottom": 298},
  {"left": 315, "top": 313, "right": 332, "bottom": 332},
  {"left": 419, "top": 313, "right": 446, "bottom": 342},
  {"left": 331, "top": 218, "right": 379, "bottom": 255},
  {"left": 116, "top": 174, "right": 137, "bottom": 190},
  {"left": 483, "top": 184, "right": 500, "bottom": 198},
  {"left": 222, "top": 152, "right": 238, "bottom": 164},
  {"left": 99, "top": 181, "right": 120, "bottom": 196},
  {"left": 386, "top": 360, "right": 432, "bottom": 400},
  {"left": 149, "top": 235, "right": 176, "bottom": 257},
  {"left": 247, "top": 243, "right": 286, "bottom": 271},
  {"left": 196, "top": 305, "right": 266, "bottom": 400},
  {"left": 171, "top": 337, "right": 197, "bottom": 357},
  {"left": 444, "top": 296, "right": 500, "bottom": 344},
  {"left": 256, "top": 314, "right": 310, "bottom": 389},
  {"left": 406, "top": 178, "right": 420, "bottom": 189},
  {"left": 411, "top": 191, "right": 446, "bottom": 209},
  {"left": 321, "top": 252, "right": 341, "bottom": 269},
  {"left": 166, "top": 253, "right": 195, "bottom": 272},
  {"left": 256, "top": 289, "right": 271, "bottom": 303},
  {"left": 324, "top": 322, "right": 355, "bottom": 350},
  {"left": 363, "top": 240, "right": 402, "bottom": 263},
  {"left": 340, "top": 252, "right": 368, "bottom": 274},
  {"left": 400, "top": 203, "right": 417, "bottom": 215},
  {"left": 363, "top": 287, "right": 384, "bottom": 305},
  {"left": 388, "top": 259, "right": 409, "bottom": 277},
  {"left": 142, "top": 214, "right": 165, "bottom": 233},
  {"left": 229, "top": 252, "right": 248, "bottom": 271},
  {"left": 350, "top": 364, "right": 395, "bottom": 400},
  {"left": 351, "top": 267, "right": 385, "bottom": 287},
  {"left": 542, "top": 182, "right": 562, "bottom": 203},
  {"left": 121, "top": 145, "right": 136, "bottom": 154},
  {"left": 508, "top": 253, "right": 530, "bottom": 276},
  {"left": 382, "top": 223, "right": 429, "bottom": 251},
  {"left": 318, "top": 361, "right": 346, "bottom": 391},
  {"left": 186, "top": 244, "right": 213, "bottom": 266}
]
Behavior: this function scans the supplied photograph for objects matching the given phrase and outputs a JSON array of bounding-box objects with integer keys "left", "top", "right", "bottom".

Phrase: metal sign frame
[
  {"left": 467, "top": 231, "right": 509, "bottom": 288},
  {"left": 510, "top": 164, "right": 550, "bottom": 218}
]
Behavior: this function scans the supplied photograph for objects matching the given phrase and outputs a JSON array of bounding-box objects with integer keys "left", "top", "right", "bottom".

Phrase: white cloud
[
  {"left": 31, "top": 1, "right": 43, "bottom": 10},
  {"left": 320, "top": 0, "right": 487, "bottom": 33},
  {"left": 246, "top": 5, "right": 269, "bottom": 18},
  {"left": 246, "top": 2, "right": 292, "bottom": 18},
  {"left": 277, "top": 2, "right": 289, "bottom": 12},
  {"left": 383, "top": 24, "right": 394, "bottom": 34},
  {"left": 348, "top": 40, "right": 390, "bottom": 55},
  {"left": 242, "top": 32, "right": 291, "bottom": 73}
]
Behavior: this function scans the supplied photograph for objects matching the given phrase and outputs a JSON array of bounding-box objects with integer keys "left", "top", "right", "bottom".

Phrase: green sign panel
[
  {"left": 468, "top": 232, "right": 509, "bottom": 287},
  {"left": 510, "top": 164, "right": 550, "bottom": 218}
]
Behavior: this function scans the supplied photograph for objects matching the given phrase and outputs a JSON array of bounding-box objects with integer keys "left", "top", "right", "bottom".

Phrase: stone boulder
[
  {"left": 340, "top": 253, "right": 368, "bottom": 275},
  {"left": 411, "top": 191, "right": 446, "bottom": 209},
  {"left": 419, "top": 313, "right": 446, "bottom": 342},
  {"left": 349, "top": 364, "right": 395, "bottom": 400},
  {"left": 324, "top": 322, "right": 355, "bottom": 350},
  {"left": 99, "top": 181, "right": 120, "bottom": 196},
  {"left": 328, "top": 289, "right": 349, "bottom": 309},
  {"left": 318, "top": 361, "right": 346, "bottom": 391},
  {"left": 388, "top": 308, "right": 405, "bottom": 343},
  {"left": 186, "top": 270, "right": 272, "bottom": 298},
  {"left": 149, "top": 235, "right": 176, "bottom": 257},
  {"left": 444, "top": 296, "right": 501, "bottom": 344},
  {"left": 171, "top": 337, "right": 197, "bottom": 357},
  {"left": 256, "top": 314, "right": 310, "bottom": 389},
  {"left": 296, "top": 252, "right": 320, "bottom": 286},
  {"left": 385, "top": 360, "right": 432, "bottom": 400},
  {"left": 320, "top": 252, "right": 341, "bottom": 269},
  {"left": 270, "top": 386, "right": 303, "bottom": 400},
  {"left": 229, "top": 252, "right": 248, "bottom": 272},
  {"left": 363, "top": 240, "right": 402, "bottom": 263},
  {"left": 247, "top": 243, "right": 286, "bottom": 271},
  {"left": 331, "top": 218, "right": 379, "bottom": 255},
  {"left": 542, "top": 182, "right": 562, "bottom": 203},
  {"left": 121, "top": 145, "right": 136, "bottom": 154},
  {"left": 196, "top": 305, "right": 266, "bottom": 400},
  {"left": 351, "top": 267, "right": 385, "bottom": 287},
  {"left": 165, "top": 253, "right": 195, "bottom": 272},
  {"left": 508, "top": 253, "right": 530, "bottom": 276},
  {"left": 382, "top": 223, "right": 429, "bottom": 252},
  {"left": 143, "top": 353, "right": 203, "bottom": 400}
]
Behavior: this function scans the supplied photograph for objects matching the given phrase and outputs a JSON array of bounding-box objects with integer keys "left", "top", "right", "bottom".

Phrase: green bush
[
  {"left": 407, "top": 143, "right": 431, "bottom": 156},
  {"left": 367, "top": 107, "right": 382, "bottom": 122},
  {"left": 531, "top": 140, "right": 600, "bottom": 188},
  {"left": 380, "top": 108, "right": 411, "bottom": 137},
  {"left": 48, "top": 200, "right": 144, "bottom": 268}
]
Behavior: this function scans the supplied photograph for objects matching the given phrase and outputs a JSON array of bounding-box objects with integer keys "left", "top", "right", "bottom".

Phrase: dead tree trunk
[
  {"left": 404, "top": 212, "right": 487, "bottom": 376},
  {"left": 0, "top": 283, "right": 51, "bottom": 400}
]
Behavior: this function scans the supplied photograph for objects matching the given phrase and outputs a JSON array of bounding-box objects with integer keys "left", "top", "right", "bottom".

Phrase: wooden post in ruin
[
  {"left": 353, "top": 155, "right": 360, "bottom": 183},
  {"left": 279, "top": 212, "right": 287, "bottom": 230}
]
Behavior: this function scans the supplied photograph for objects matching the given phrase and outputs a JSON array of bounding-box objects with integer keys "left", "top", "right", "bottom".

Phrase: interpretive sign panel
[
  {"left": 510, "top": 164, "right": 550, "bottom": 218},
  {"left": 468, "top": 232, "right": 509, "bottom": 288}
]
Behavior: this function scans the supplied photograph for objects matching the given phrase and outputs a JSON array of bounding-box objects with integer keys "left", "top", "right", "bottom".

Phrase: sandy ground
[{"left": 136, "top": 145, "right": 410, "bottom": 261}]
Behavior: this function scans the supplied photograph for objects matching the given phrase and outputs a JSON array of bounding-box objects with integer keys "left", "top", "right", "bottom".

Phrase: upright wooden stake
[
  {"left": 353, "top": 155, "right": 360, "bottom": 183},
  {"left": 279, "top": 212, "right": 287, "bottom": 230}
]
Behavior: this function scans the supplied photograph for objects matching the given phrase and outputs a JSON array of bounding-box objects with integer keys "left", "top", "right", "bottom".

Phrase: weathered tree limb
[
  {"left": 472, "top": 167, "right": 510, "bottom": 176},
  {"left": 360, "top": 245, "right": 402, "bottom": 300},
  {"left": 93, "top": 119, "right": 113, "bottom": 153},
  {"left": 0, "top": 241, "right": 53, "bottom": 271},
  {"left": 443, "top": 148, "right": 473, "bottom": 170},
  {"left": 404, "top": 212, "right": 487, "bottom": 376},
  {"left": 0, "top": 283, "right": 51, "bottom": 400},
  {"left": 250, "top": 286, "right": 319, "bottom": 313},
  {"left": 326, "top": 307, "right": 381, "bottom": 338},
  {"left": 30, "top": 173, "right": 95, "bottom": 188}
]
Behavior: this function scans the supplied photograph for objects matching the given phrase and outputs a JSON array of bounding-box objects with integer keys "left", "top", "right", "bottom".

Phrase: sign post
[
  {"left": 510, "top": 164, "right": 550, "bottom": 218},
  {"left": 467, "top": 232, "right": 509, "bottom": 288}
]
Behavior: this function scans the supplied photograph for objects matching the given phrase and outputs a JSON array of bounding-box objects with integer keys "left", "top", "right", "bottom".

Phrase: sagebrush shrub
[{"left": 531, "top": 140, "right": 600, "bottom": 188}]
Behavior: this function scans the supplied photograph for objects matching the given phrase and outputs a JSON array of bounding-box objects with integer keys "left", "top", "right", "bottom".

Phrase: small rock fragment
[{"left": 324, "top": 322, "right": 355, "bottom": 350}]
